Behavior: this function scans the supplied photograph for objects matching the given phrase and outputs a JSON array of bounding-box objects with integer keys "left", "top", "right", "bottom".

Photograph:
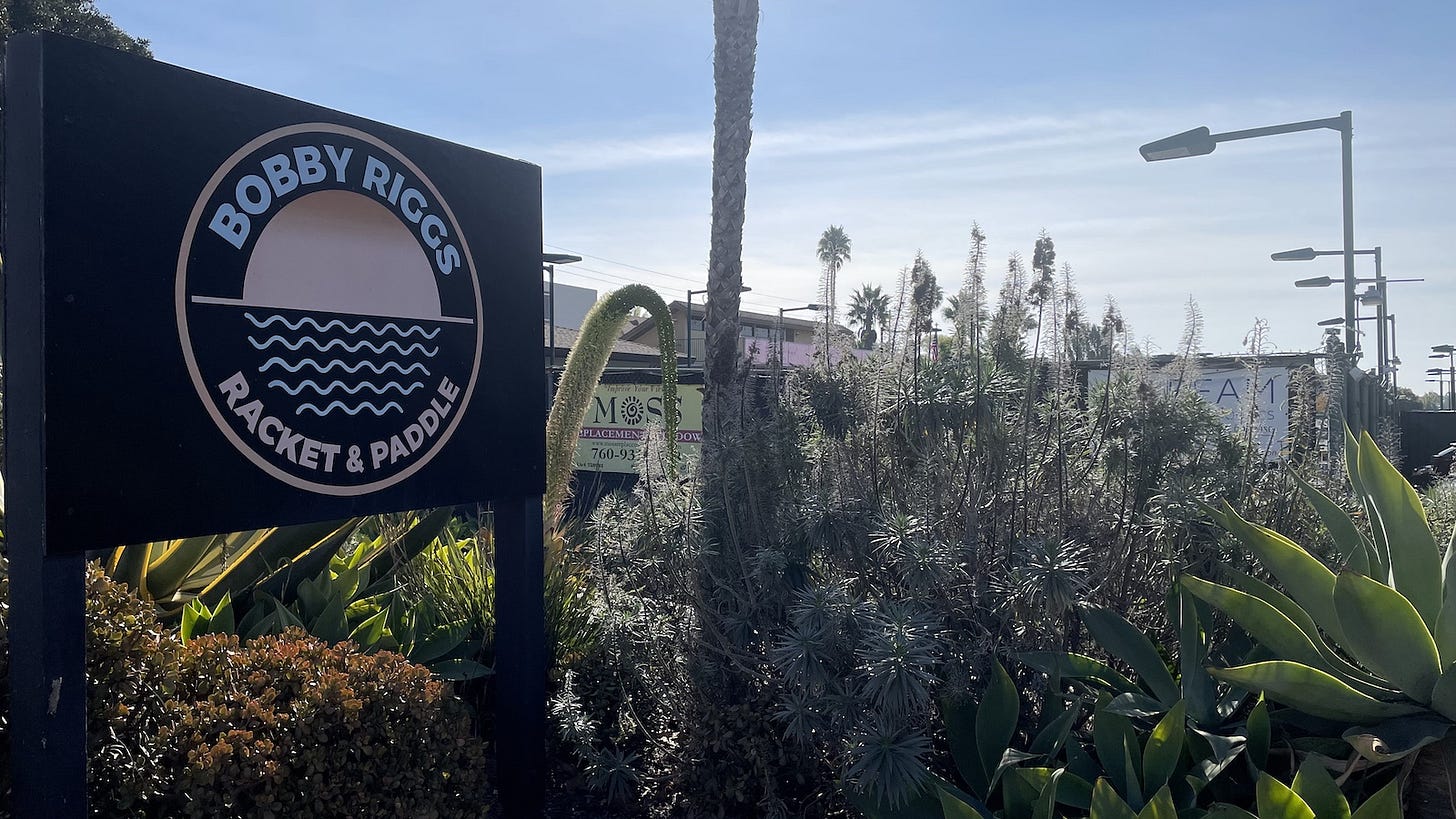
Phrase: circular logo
[
  {"left": 621, "top": 396, "right": 645, "bottom": 425},
  {"left": 176, "top": 123, "right": 482, "bottom": 496}
]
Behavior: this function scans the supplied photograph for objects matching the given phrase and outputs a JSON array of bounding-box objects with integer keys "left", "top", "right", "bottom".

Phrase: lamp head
[
  {"left": 1140, "top": 127, "right": 1216, "bottom": 161},
  {"left": 1434, "top": 344, "right": 1456, "bottom": 354},
  {"left": 1295, "top": 276, "right": 1334, "bottom": 288},
  {"left": 542, "top": 253, "right": 583, "bottom": 265},
  {"left": 1272, "top": 247, "right": 1319, "bottom": 262},
  {"left": 1316, "top": 317, "right": 1345, "bottom": 327}
]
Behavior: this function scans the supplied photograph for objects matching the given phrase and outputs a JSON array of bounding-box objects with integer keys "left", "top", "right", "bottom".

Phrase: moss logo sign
[{"left": 177, "top": 124, "right": 483, "bottom": 495}]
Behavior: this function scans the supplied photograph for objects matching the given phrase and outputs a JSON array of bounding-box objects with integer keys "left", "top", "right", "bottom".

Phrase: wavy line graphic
[
  {"left": 296, "top": 400, "right": 404, "bottom": 416},
  {"left": 258, "top": 358, "right": 431, "bottom": 376},
  {"left": 248, "top": 336, "right": 438, "bottom": 356},
  {"left": 268, "top": 379, "right": 425, "bottom": 396},
  {"left": 245, "top": 312, "right": 442, "bottom": 339}
]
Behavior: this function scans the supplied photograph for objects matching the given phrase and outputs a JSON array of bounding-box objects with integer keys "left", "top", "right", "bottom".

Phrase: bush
[{"left": 1, "top": 559, "right": 494, "bottom": 817}]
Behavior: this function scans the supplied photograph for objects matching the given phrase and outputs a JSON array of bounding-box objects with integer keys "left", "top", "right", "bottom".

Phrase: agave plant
[
  {"left": 1185, "top": 429, "right": 1456, "bottom": 760},
  {"left": 1201, "top": 760, "right": 1402, "bottom": 819},
  {"left": 106, "top": 507, "right": 454, "bottom": 618}
]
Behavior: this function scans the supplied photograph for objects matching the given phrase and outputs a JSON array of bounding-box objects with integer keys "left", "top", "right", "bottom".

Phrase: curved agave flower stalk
[
  {"left": 544, "top": 284, "right": 677, "bottom": 523},
  {"left": 1185, "top": 428, "right": 1456, "bottom": 743}
]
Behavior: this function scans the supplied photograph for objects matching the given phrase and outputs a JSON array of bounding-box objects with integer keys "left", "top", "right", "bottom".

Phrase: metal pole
[
  {"left": 1340, "top": 111, "right": 1356, "bottom": 361},
  {"left": 685, "top": 290, "right": 693, "bottom": 367},
  {"left": 1373, "top": 247, "right": 1387, "bottom": 385},
  {"left": 1449, "top": 351, "right": 1455, "bottom": 411},
  {"left": 1388, "top": 314, "right": 1398, "bottom": 390},
  {"left": 547, "top": 264, "right": 556, "bottom": 402},
  {"left": 1334, "top": 110, "right": 1356, "bottom": 457}
]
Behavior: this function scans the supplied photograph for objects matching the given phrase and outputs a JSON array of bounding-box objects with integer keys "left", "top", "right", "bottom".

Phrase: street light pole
[
  {"left": 1339, "top": 111, "right": 1356, "bottom": 362},
  {"left": 1435, "top": 345, "right": 1456, "bottom": 410},
  {"left": 687, "top": 286, "right": 749, "bottom": 367},
  {"left": 778, "top": 304, "right": 822, "bottom": 365},
  {"left": 1387, "top": 314, "right": 1399, "bottom": 390},
  {"left": 542, "top": 253, "right": 582, "bottom": 399}
]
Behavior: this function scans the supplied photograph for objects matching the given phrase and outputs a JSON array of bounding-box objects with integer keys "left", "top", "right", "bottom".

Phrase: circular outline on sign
[{"left": 175, "top": 122, "right": 484, "bottom": 496}]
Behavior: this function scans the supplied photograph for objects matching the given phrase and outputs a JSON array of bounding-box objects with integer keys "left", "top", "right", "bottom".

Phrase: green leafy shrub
[{"left": 0, "top": 560, "right": 493, "bottom": 817}]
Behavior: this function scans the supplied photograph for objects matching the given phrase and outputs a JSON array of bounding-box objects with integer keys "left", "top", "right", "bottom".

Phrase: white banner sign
[{"left": 1088, "top": 365, "right": 1293, "bottom": 456}]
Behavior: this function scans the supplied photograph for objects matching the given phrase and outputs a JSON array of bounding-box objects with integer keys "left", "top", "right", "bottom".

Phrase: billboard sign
[
  {"left": 1088, "top": 364, "right": 1295, "bottom": 455},
  {"left": 575, "top": 381, "right": 703, "bottom": 473}
]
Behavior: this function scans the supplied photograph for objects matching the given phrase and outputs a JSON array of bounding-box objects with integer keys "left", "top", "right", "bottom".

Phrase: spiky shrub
[{"left": 545, "top": 284, "right": 677, "bottom": 521}]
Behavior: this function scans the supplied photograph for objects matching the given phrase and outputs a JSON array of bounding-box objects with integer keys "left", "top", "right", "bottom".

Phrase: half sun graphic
[{"left": 183, "top": 188, "right": 479, "bottom": 493}]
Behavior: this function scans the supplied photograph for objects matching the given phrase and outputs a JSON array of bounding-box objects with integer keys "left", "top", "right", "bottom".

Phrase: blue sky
[{"left": 107, "top": 1, "right": 1456, "bottom": 390}]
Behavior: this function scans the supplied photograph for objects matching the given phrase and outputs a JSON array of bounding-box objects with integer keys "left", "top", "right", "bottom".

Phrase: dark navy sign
[{"left": 6, "top": 34, "right": 543, "bottom": 551}]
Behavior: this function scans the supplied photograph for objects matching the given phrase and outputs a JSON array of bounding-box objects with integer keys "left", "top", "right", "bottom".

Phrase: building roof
[
  {"left": 621, "top": 299, "right": 845, "bottom": 343},
  {"left": 545, "top": 322, "right": 670, "bottom": 361}
]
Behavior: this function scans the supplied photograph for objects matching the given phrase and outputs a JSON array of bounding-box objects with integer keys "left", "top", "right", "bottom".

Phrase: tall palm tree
[
  {"left": 816, "top": 225, "right": 851, "bottom": 361},
  {"left": 848, "top": 283, "right": 889, "bottom": 349},
  {"left": 703, "top": 0, "right": 758, "bottom": 402}
]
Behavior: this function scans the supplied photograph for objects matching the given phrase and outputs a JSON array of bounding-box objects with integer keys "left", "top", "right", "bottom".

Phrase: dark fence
[{"left": 1400, "top": 410, "right": 1456, "bottom": 482}]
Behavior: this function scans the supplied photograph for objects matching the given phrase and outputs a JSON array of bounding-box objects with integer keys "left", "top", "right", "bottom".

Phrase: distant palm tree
[
  {"left": 848, "top": 283, "right": 890, "bottom": 349},
  {"left": 816, "top": 225, "right": 852, "bottom": 361},
  {"left": 942, "top": 293, "right": 962, "bottom": 325}
]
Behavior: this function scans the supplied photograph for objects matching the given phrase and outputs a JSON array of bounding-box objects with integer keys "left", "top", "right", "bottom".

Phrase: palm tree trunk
[{"left": 703, "top": 0, "right": 757, "bottom": 405}]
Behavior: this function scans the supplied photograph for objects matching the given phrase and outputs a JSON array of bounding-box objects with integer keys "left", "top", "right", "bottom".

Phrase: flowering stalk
[{"left": 545, "top": 285, "right": 677, "bottom": 523}]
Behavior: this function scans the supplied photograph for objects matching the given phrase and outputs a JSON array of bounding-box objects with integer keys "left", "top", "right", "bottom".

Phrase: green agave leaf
[
  {"left": 1135, "top": 785, "right": 1176, "bottom": 819},
  {"left": 1065, "top": 740, "right": 1101, "bottom": 784},
  {"left": 180, "top": 599, "right": 203, "bottom": 644},
  {"left": 410, "top": 618, "right": 471, "bottom": 665},
  {"left": 1257, "top": 772, "right": 1316, "bottom": 819},
  {"left": 1030, "top": 696, "right": 1084, "bottom": 758},
  {"left": 1342, "top": 715, "right": 1450, "bottom": 763},
  {"left": 1105, "top": 692, "right": 1168, "bottom": 719},
  {"left": 1291, "top": 757, "right": 1349, "bottom": 819},
  {"left": 1142, "top": 700, "right": 1186, "bottom": 797},
  {"left": 1225, "top": 570, "right": 1394, "bottom": 696},
  {"left": 1349, "top": 776, "right": 1402, "bottom": 819},
  {"left": 944, "top": 695, "right": 990, "bottom": 797},
  {"left": 938, "top": 786, "right": 992, "bottom": 819},
  {"left": 1247, "top": 695, "right": 1270, "bottom": 771},
  {"left": 1018, "top": 651, "right": 1139, "bottom": 695},
  {"left": 1356, "top": 430, "right": 1442, "bottom": 627},
  {"left": 1094, "top": 700, "right": 1139, "bottom": 805},
  {"left": 349, "top": 607, "right": 390, "bottom": 648},
  {"left": 1004, "top": 768, "right": 1048, "bottom": 819},
  {"left": 1436, "top": 543, "right": 1456, "bottom": 669},
  {"left": 977, "top": 662, "right": 1020, "bottom": 788},
  {"left": 1080, "top": 606, "right": 1179, "bottom": 706},
  {"left": 1429, "top": 669, "right": 1456, "bottom": 723},
  {"left": 1333, "top": 570, "right": 1440, "bottom": 703},
  {"left": 428, "top": 657, "right": 491, "bottom": 681},
  {"left": 1054, "top": 770, "right": 1093, "bottom": 811},
  {"left": 1090, "top": 778, "right": 1136, "bottom": 819},
  {"left": 1178, "top": 588, "right": 1217, "bottom": 727},
  {"left": 1209, "top": 662, "right": 1425, "bottom": 723},
  {"left": 1216, "top": 502, "right": 1348, "bottom": 648},
  {"left": 209, "top": 592, "right": 235, "bottom": 636},
  {"left": 1180, "top": 575, "right": 1335, "bottom": 676},
  {"left": 1031, "top": 768, "right": 1063, "bottom": 819},
  {"left": 311, "top": 590, "right": 350, "bottom": 645},
  {"left": 1294, "top": 472, "right": 1373, "bottom": 575}
]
